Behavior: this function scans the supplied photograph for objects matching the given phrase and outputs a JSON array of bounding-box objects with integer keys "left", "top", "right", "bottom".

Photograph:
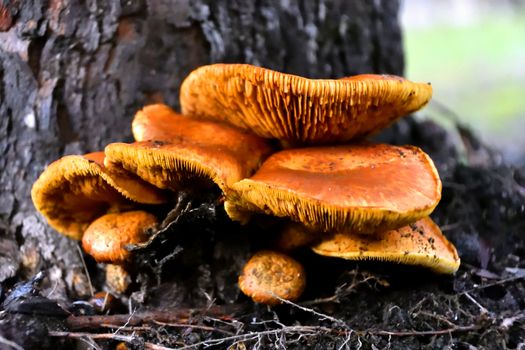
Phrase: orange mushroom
[
  {"left": 82, "top": 210, "right": 157, "bottom": 264},
  {"left": 238, "top": 250, "right": 306, "bottom": 305},
  {"left": 104, "top": 104, "right": 274, "bottom": 195},
  {"left": 82, "top": 210, "right": 158, "bottom": 293},
  {"left": 31, "top": 152, "right": 166, "bottom": 239},
  {"left": 227, "top": 143, "right": 441, "bottom": 234},
  {"left": 311, "top": 217, "right": 460, "bottom": 274},
  {"left": 180, "top": 64, "right": 432, "bottom": 145}
]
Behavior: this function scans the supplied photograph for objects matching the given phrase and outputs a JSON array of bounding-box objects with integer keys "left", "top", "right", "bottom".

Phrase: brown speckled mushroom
[
  {"left": 311, "top": 217, "right": 460, "bottom": 274},
  {"left": 238, "top": 250, "right": 306, "bottom": 305},
  {"left": 82, "top": 210, "right": 158, "bottom": 293},
  {"left": 31, "top": 152, "right": 167, "bottom": 240},
  {"left": 104, "top": 104, "right": 274, "bottom": 197},
  {"left": 227, "top": 143, "right": 442, "bottom": 234},
  {"left": 180, "top": 64, "right": 432, "bottom": 145}
]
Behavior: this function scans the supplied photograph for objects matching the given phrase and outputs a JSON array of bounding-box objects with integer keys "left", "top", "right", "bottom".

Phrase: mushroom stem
[{"left": 105, "top": 264, "right": 132, "bottom": 294}]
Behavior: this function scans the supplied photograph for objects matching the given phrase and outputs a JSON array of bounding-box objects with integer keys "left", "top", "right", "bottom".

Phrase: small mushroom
[
  {"left": 82, "top": 210, "right": 157, "bottom": 264},
  {"left": 227, "top": 143, "right": 441, "bottom": 234},
  {"left": 238, "top": 250, "right": 306, "bottom": 305},
  {"left": 31, "top": 152, "right": 166, "bottom": 239},
  {"left": 104, "top": 104, "right": 273, "bottom": 196},
  {"left": 180, "top": 64, "right": 432, "bottom": 145},
  {"left": 82, "top": 210, "right": 158, "bottom": 293},
  {"left": 311, "top": 217, "right": 460, "bottom": 274}
]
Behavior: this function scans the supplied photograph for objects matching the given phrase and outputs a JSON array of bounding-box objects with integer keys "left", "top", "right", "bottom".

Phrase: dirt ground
[{"left": 1, "top": 116, "right": 524, "bottom": 350}]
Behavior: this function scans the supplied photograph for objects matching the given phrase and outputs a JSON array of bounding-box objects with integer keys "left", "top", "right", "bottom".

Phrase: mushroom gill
[
  {"left": 227, "top": 143, "right": 442, "bottom": 234},
  {"left": 105, "top": 104, "right": 274, "bottom": 196},
  {"left": 311, "top": 217, "right": 460, "bottom": 274},
  {"left": 180, "top": 64, "right": 432, "bottom": 145},
  {"left": 31, "top": 152, "right": 166, "bottom": 239}
]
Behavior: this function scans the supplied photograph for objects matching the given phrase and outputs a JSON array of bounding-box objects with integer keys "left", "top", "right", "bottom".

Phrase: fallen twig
[
  {"left": 460, "top": 275, "right": 524, "bottom": 295},
  {"left": 152, "top": 320, "right": 235, "bottom": 335},
  {"left": 49, "top": 331, "right": 134, "bottom": 342},
  {"left": 368, "top": 323, "right": 481, "bottom": 337},
  {"left": 66, "top": 305, "right": 244, "bottom": 330}
]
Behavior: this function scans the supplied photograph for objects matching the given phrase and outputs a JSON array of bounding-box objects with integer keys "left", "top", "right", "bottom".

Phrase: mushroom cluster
[{"left": 32, "top": 64, "right": 460, "bottom": 305}]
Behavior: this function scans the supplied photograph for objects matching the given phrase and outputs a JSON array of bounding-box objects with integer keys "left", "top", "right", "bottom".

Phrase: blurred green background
[{"left": 401, "top": 0, "right": 525, "bottom": 164}]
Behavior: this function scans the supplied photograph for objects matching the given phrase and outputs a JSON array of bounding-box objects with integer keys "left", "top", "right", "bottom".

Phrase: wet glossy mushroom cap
[
  {"left": 132, "top": 103, "right": 269, "bottom": 147},
  {"left": 228, "top": 144, "right": 442, "bottom": 234},
  {"left": 31, "top": 152, "right": 166, "bottom": 240},
  {"left": 311, "top": 217, "right": 460, "bottom": 274},
  {"left": 180, "top": 64, "right": 432, "bottom": 145},
  {"left": 105, "top": 117, "right": 273, "bottom": 195},
  {"left": 238, "top": 250, "right": 306, "bottom": 305},
  {"left": 82, "top": 210, "right": 157, "bottom": 264}
]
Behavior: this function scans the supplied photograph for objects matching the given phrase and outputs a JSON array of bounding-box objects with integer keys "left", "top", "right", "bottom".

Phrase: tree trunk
[{"left": 0, "top": 0, "right": 403, "bottom": 300}]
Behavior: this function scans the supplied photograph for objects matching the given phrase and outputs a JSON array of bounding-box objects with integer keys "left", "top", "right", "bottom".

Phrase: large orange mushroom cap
[
  {"left": 132, "top": 104, "right": 270, "bottom": 148},
  {"left": 179, "top": 64, "right": 432, "bottom": 145},
  {"left": 105, "top": 104, "right": 273, "bottom": 194},
  {"left": 227, "top": 144, "right": 442, "bottom": 234},
  {"left": 311, "top": 217, "right": 460, "bottom": 274},
  {"left": 31, "top": 152, "right": 166, "bottom": 240}
]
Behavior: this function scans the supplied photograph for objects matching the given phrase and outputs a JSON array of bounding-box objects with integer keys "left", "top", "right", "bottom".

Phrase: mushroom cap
[
  {"left": 180, "top": 64, "right": 432, "bottom": 145},
  {"left": 228, "top": 144, "right": 442, "bottom": 234},
  {"left": 105, "top": 137, "right": 272, "bottom": 196},
  {"left": 311, "top": 217, "right": 460, "bottom": 274},
  {"left": 105, "top": 104, "right": 273, "bottom": 195},
  {"left": 238, "top": 250, "right": 306, "bottom": 305},
  {"left": 82, "top": 210, "right": 157, "bottom": 264},
  {"left": 31, "top": 152, "right": 166, "bottom": 240},
  {"left": 133, "top": 103, "right": 268, "bottom": 146},
  {"left": 84, "top": 152, "right": 168, "bottom": 204}
]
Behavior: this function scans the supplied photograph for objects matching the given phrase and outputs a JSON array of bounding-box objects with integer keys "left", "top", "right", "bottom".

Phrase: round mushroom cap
[
  {"left": 180, "top": 64, "right": 432, "bottom": 145},
  {"left": 239, "top": 250, "right": 306, "bottom": 305},
  {"left": 312, "top": 217, "right": 460, "bottom": 274},
  {"left": 133, "top": 104, "right": 270, "bottom": 147},
  {"left": 31, "top": 152, "right": 166, "bottom": 240},
  {"left": 82, "top": 210, "right": 157, "bottom": 264},
  {"left": 228, "top": 144, "right": 442, "bottom": 234}
]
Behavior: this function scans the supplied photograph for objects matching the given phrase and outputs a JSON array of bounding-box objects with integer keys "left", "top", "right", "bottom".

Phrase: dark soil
[{"left": 1, "top": 117, "right": 524, "bottom": 350}]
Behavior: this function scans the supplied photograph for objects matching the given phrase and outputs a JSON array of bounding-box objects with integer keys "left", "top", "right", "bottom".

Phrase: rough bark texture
[{"left": 0, "top": 0, "right": 403, "bottom": 299}]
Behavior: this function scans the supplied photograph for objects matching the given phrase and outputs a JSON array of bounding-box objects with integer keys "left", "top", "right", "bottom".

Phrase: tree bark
[{"left": 0, "top": 0, "right": 403, "bottom": 300}]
